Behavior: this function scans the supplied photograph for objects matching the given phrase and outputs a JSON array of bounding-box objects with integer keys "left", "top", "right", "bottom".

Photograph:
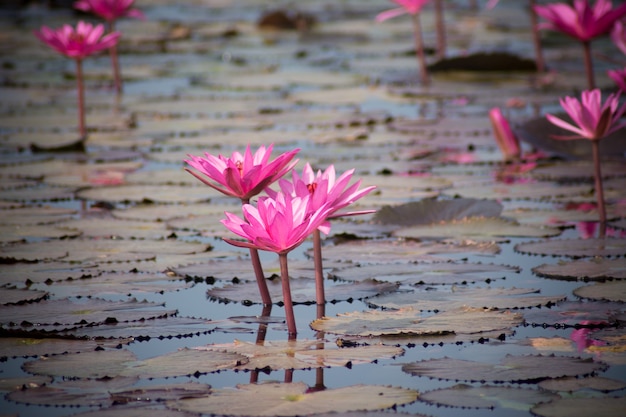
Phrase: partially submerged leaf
[
  {"left": 168, "top": 382, "right": 418, "bottom": 416},
  {"left": 531, "top": 397, "right": 626, "bottom": 417},
  {"left": 573, "top": 281, "right": 626, "bottom": 303},
  {"left": 515, "top": 238, "right": 626, "bottom": 258},
  {"left": 402, "top": 355, "right": 607, "bottom": 383},
  {"left": 533, "top": 258, "right": 626, "bottom": 281},
  {"left": 538, "top": 376, "right": 626, "bottom": 393},
  {"left": 419, "top": 384, "right": 559, "bottom": 409}
]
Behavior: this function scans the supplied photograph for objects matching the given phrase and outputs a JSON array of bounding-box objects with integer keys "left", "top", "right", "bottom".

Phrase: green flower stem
[
  {"left": 279, "top": 252, "right": 297, "bottom": 336},
  {"left": 75, "top": 58, "right": 86, "bottom": 138},
  {"left": 313, "top": 229, "right": 325, "bottom": 307},
  {"left": 582, "top": 40, "right": 595, "bottom": 90},
  {"left": 411, "top": 13, "right": 430, "bottom": 86},
  {"left": 591, "top": 140, "right": 607, "bottom": 238}
]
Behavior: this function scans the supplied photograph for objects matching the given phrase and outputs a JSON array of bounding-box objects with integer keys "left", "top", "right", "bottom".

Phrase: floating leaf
[
  {"left": 310, "top": 307, "right": 522, "bottom": 337},
  {"left": 168, "top": 382, "right": 418, "bottom": 416},
  {"left": 0, "top": 337, "right": 131, "bottom": 359},
  {"left": 520, "top": 300, "right": 625, "bottom": 327},
  {"left": 574, "top": 281, "right": 626, "bottom": 303},
  {"left": 531, "top": 397, "right": 626, "bottom": 417},
  {"left": 195, "top": 339, "right": 404, "bottom": 371},
  {"left": 442, "top": 182, "right": 591, "bottom": 201},
  {"left": 0, "top": 261, "right": 100, "bottom": 286},
  {"left": 402, "top": 355, "right": 606, "bottom": 383},
  {"left": 366, "top": 287, "right": 564, "bottom": 311},
  {"left": 419, "top": 384, "right": 559, "bottom": 409},
  {"left": 23, "top": 348, "right": 247, "bottom": 379},
  {"left": 57, "top": 217, "right": 174, "bottom": 240},
  {"left": 530, "top": 161, "right": 626, "bottom": 182},
  {"left": 0, "top": 288, "right": 48, "bottom": 305},
  {"left": 394, "top": 217, "right": 561, "bottom": 241},
  {"left": 515, "top": 238, "right": 626, "bottom": 258},
  {"left": 208, "top": 277, "right": 398, "bottom": 305},
  {"left": 329, "top": 261, "right": 518, "bottom": 285},
  {"left": 0, "top": 205, "right": 77, "bottom": 225},
  {"left": 533, "top": 258, "right": 626, "bottom": 281},
  {"left": 538, "top": 376, "right": 626, "bottom": 393},
  {"left": 76, "top": 185, "right": 215, "bottom": 205}
]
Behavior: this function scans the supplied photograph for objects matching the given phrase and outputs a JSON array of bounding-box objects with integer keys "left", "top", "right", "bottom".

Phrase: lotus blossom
[
  {"left": 608, "top": 67, "right": 626, "bottom": 92},
  {"left": 185, "top": 144, "right": 300, "bottom": 202},
  {"left": 34, "top": 21, "right": 120, "bottom": 138},
  {"left": 221, "top": 192, "right": 336, "bottom": 335},
  {"left": 267, "top": 163, "right": 376, "bottom": 307},
  {"left": 534, "top": 0, "right": 626, "bottom": 88},
  {"left": 488, "top": 107, "right": 521, "bottom": 161},
  {"left": 376, "top": 0, "right": 432, "bottom": 85},
  {"left": 546, "top": 89, "right": 626, "bottom": 237},
  {"left": 611, "top": 20, "right": 626, "bottom": 55},
  {"left": 74, "top": 0, "right": 144, "bottom": 21},
  {"left": 74, "top": 0, "right": 144, "bottom": 93}
]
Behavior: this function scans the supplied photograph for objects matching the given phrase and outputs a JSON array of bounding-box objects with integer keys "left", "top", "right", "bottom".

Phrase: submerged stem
[
  {"left": 591, "top": 140, "right": 606, "bottom": 238},
  {"left": 75, "top": 58, "right": 86, "bottom": 139},
  {"left": 411, "top": 13, "right": 430, "bottom": 86},
  {"left": 279, "top": 252, "right": 297, "bottom": 336}
]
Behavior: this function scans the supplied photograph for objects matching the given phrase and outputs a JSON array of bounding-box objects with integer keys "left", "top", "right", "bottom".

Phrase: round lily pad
[
  {"left": 515, "top": 238, "right": 626, "bottom": 258},
  {"left": 531, "top": 397, "right": 626, "bottom": 417},
  {"left": 419, "top": 384, "right": 559, "bottom": 409},
  {"left": 533, "top": 258, "right": 626, "bottom": 281},
  {"left": 573, "top": 281, "right": 626, "bottom": 302},
  {"left": 76, "top": 185, "right": 214, "bottom": 204},
  {"left": 538, "top": 376, "right": 626, "bottom": 393}
]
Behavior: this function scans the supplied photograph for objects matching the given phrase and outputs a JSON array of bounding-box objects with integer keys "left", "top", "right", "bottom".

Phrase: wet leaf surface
[
  {"left": 402, "top": 355, "right": 607, "bottom": 383},
  {"left": 533, "top": 258, "right": 626, "bottom": 281},
  {"left": 419, "top": 384, "right": 559, "bottom": 409},
  {"left": 530, "top": 397, "right": 626, "bottom": 417},
  {"left": 515, "top": 239, "right": 626, "bottom": 258},
  {"left": 168, "top": 382, "right": 419, "bottom": 416}
]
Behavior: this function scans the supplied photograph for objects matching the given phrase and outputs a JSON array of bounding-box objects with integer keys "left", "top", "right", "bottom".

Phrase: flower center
[
  {"left": 69, "top": 33, "right": 85, "bottom": 43},
  {"left": 235, "top": 160, "right": 244, "bottom": 176},
  {"left": 307, "top": 182, "right": 317, "bottom": 194}
]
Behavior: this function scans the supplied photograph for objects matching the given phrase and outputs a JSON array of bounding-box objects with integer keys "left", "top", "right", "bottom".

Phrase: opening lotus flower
[
  {"left": 545, "top": 89, "right": 626, "bottom": 237},
  {"left": 221, "top": 192, "right": 336, "bottom": 336},
  {"left": 375, "top": 0, "right": 432, "bottom": 85},
  {"left": 34, "top": 21, "right": 120, "bottom": 139},
  {"left": 74, "top": 0, "right": 144, "bottom": 94},
  {"left": 608, "top": 67, "right": 626, "bottom": 92},
  {"left": 488, "top": 107, "right": 522, "bottom": 161},
  {"left": 185, "top": 144, "right": 299, "bottom": 307},
  {"left": 534, "top": 0, "right": 626, "bottom": 88},
  {"left": 267, "top": 163, "right": 376, "bottom": 307}
]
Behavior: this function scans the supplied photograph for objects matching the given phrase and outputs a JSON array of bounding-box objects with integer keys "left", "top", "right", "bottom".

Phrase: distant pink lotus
[
  {"left": 546, "top": 89, "right": 626, "bottom": 237},
  {"left": 376, "top": 0, "right": 432, "bottom": 84},
  {"left": 34, "top": 21, "right": 120, "bottom": 138},
  {"left": 74, "top": 0, "right": 144, "bottom": 93},
  {"left": 488, "top": 107, "right": 521, "bottom": 161},
  {"left": 608, "top": 67, "right": 626, "bottom": 92},
  {"left": 74, "top": 0, "right": 144, "bottom": 21},
  {"left": 534, "top": 0, "right": 626, "bottom": 88},
  {"left": 185, "top": 144, "right": 299, "bottom": 202},
  {"left": 222, "top": 191, "right": 336, "bottom": 336},
  {"left": 612, "top": 20, "right": 626, "bottom": 54}
]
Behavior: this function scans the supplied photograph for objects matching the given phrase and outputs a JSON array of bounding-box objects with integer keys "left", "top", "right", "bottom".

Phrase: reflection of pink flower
[
  {"left": 489, "top": 107, "right": 521, "bottom": 161},
  {"left": 34, "top": 21, "right": 120, "bottom": 59},
  {"left": 576, "top": 221, "right": 626, "bottom": 238},
  {"left": 185, "top": 144, "right": 299, "bottom": 202},
  {"left": 534, "top": 0, "right": 626, "bottom": 42},
  {"left": 74, "top": 0, "right": 144, "bottom": 22},
  {"left": 608, "top": 67, "right": 626, "bottom": 92},
  {"left": 570, "top": 321, "right": 607, "bottom": 352}
]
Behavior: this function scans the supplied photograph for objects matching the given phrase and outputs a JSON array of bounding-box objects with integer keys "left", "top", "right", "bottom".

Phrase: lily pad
[
  {"left": 531, "top": 397, "right": 626, "bottom": 417},
  {"left": 366, "top": 287, "right": 564, "bottom": 311},
  {"left": 419, "top": 384, "right": 559, "bottom": 409},
  {"left": 373, "top": 198, "right": 502, "bottom": 226},
  {"left": 402, "top": 355, "right": 607, "bottom": 383},
  {"left": 533, "top": 258, "right": 626, "bottom": 281},
  {"left": 530, "top": 161, "right": 626, "bottom": 182},
  {"left": 538, "top": 376, "right": 626, "bottom": 393},
  {"left": 168, "top": 382, "right": 418, "bottom": 416},
  {"left": 207, "top": 277, "right": 398, "bottom": 305},
  {"left": 0, "top": 261, "right": 101, "bottom": 286},
  {"left": 393, "top": 217, "right": 561, "bottom": 241},
  {"left": 0, "top": 288, "right": 48, "bottom": 305},
  {"left": 329, "top": 261, "right": 519, "bottom": 285},
  {"left": 0, "top": 337, "right": 131, "bottom": 359},
  {"left": 515, "top": 238, "right": 626, "bottom": 258},
  {"left": 195, "top": 339, "right": 404, "bottom": 371},
  {"left": 23, "top": 348, "right": 248, "bottom": 379},
  {"left": 573, "top": 281, "right": 626, "bottom": 302},
  {"left": 76, "top": 185, "right": 215, "bottom": 204},
  {"left": 442, "top": 182, "right": 591, "bottom": 201},
  {"left": 310, "top": 307, "right": 523, "bottom": 337}
]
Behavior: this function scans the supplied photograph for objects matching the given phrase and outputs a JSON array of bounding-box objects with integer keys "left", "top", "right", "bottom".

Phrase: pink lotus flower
[
  {"left": 34, "top": 20, "right": 120, "bottom": 60},
  {"left": 488, "top": 107, "right": 521, "bottom": 160},
  {"left": 608, "top": 67, "right": 626, "bottom": 92},
  {"left": 74, "top": 0, "right": 144, "bottom": 22},
  {"left": 534, "top": 0, "right": 626, "bottom": 88},
  {"left": 545, "top": 89, "right": 626, "bottom": 141},
  {"left": 185, "top": 144, "right": 300, "bottom": 202},
  {"left": 612, "top": 20, "right": 626, "bottom": 54},
  {"left": 534, "top": 0, "right": 626, "bottom": 42},
  {"left": 376, "top": 0, "right": 432, "bottom": 85},
  {"left": 546, "top": 88, "right": 626, "bottom": 237},
  {"left": 34, "top": 21, "right": 120, "bottom": 138},
  {"left": 375, "top": 0, "right": 431, "bottom": 22},
  {"left": 222, "top": 191, "right": 336, "bottom": 335}
]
